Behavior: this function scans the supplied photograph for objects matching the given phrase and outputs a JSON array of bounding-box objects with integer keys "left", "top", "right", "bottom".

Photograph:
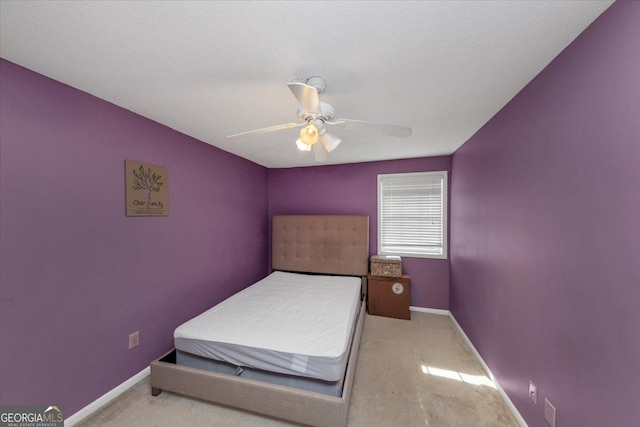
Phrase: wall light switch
[
  {"left": 529, "top": 381, "right": 537, "bottom": 404},
  {"left": 129, "top": 331, "right": 139, "bottom": 349}
]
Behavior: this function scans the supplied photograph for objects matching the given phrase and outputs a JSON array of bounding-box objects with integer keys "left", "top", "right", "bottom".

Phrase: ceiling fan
[{"left": 227, "top": 76, "right": 412, "bottom": 161}]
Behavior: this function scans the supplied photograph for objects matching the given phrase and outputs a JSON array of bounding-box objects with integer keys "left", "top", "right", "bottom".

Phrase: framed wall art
[{"left": 125, "top": 160, "right": 169, "bottom": 216}]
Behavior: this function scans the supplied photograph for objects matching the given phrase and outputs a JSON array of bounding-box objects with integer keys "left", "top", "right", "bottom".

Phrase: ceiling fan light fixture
[
  {"left": 320, "top": 129, "right": 341, "bottom": 152},
  {"left": 299, "top": 123, "right": 319, "bottom": 145},
  {"left": 295, "top": 138, "right": 312, "bottom": 151}
]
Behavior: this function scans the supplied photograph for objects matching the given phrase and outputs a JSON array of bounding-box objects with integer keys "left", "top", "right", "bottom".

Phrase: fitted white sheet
[{"left": 174, "top": 271, "right": 361, "bottom": 382}]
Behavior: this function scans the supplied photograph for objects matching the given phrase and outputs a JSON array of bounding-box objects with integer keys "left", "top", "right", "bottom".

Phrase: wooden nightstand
[{"left": 367, "top": 274, "right": 411, "bottom": 320}]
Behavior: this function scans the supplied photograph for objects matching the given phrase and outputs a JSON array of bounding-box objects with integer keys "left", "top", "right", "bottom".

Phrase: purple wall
[
  {"left": 268, "top": 156, "right": 451, "bottom": 309},
  {"left": 0, "top": 60, "right": 269, "bottom": 415},
  {"left": 450, "top": 2, "right": 640, "bottom": 427}
]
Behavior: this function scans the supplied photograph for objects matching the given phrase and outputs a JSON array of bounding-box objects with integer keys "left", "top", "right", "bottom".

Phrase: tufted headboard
[{"left": 272, "top": 215, "right": 369, "bottom": 277}]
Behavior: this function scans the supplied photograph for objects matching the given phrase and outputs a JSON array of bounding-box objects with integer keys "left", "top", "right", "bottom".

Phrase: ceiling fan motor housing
[
  {"left": 297, "top": 101, "right": 335, "bottom": 123},
  {"left": 305, "top": 76, "right": 326, "bottom": 94}
]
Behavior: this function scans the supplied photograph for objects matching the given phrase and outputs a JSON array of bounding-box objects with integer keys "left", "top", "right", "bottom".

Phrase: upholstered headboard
[{"left": 272, "top": 215, "right": 369, "bottom": 276}]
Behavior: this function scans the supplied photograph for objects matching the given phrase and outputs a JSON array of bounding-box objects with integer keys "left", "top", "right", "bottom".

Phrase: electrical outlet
[
  {"left": 529, "top": 381, "right": 537, "bottom": 404},
  {"left": 544, "top": 398, "right": 556, "bottom": 427},
  {"left": 129, "top": 331, "right": 139, "bottom": 349}
]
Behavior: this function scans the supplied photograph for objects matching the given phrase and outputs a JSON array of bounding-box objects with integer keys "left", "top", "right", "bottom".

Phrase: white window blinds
[{"left": 377, "top": 171, "right": 448, "bottom": 259}]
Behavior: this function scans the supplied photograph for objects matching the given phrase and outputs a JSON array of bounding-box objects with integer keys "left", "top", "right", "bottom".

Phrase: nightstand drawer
[{"left": 367, "top": 274, "right": 411, "bottom": 320}]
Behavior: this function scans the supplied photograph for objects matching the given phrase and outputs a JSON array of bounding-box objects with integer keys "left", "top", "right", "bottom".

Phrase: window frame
[{"left": 377, "top": 170, "right": 448, "bottom": 259}]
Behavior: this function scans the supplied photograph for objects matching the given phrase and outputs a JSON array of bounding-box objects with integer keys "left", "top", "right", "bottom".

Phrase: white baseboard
[
  {"left": 65, "top": 366, "right": 150, "bottom": 426},
  {"left": 448, "top": 315, "right": 528, "bottom": 427},
  {"left": 410, "top": 306, "right": 451, "bottom": 316}
]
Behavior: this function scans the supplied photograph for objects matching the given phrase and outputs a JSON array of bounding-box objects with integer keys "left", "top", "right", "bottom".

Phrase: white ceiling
[{"left": 0, "top": 1, "right": 613, "bottom": 168}]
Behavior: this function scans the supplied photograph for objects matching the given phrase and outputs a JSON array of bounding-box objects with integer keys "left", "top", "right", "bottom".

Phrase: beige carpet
[{"left": 77, "top": 312, "right": 518, "bottom": 426}]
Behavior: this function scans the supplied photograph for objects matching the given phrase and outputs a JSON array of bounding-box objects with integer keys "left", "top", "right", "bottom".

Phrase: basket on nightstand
[{"left": 370, "top": 255, "right": 402, "bottom": 278}]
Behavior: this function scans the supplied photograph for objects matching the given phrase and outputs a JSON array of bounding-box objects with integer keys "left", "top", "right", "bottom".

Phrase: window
[{"left": 377, "top": 171, "right": 448, "bottom": 259}]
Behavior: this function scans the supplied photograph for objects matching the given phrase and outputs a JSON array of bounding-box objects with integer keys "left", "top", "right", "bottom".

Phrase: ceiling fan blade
[
  {"left": 288, "top": 82, "right": 321, "bottom": 115},
  {"left": 320, "top": 131, "right": 341, "bottom": 152},
  {"left": 312, "top": 142, "right": 328, "bottom": 162},
  {"left": 328, "top": 119, "right": 412, "bottom": 138},
  {"left": 227, "top": 122, "right": 304, "bottom": 138}
]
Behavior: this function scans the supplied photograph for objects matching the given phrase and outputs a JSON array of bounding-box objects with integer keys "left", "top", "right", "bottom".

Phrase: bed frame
[{"left": 150, "top": 215, "right": 369, "bottom": 427}]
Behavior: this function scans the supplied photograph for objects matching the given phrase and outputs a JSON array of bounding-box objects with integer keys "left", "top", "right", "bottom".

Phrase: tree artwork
[
  {"left": 131, "top": 165, "right": 163, "bottom": 200},
  {"left": 125, "top": 160, "right": 168, "bottom": 217}
]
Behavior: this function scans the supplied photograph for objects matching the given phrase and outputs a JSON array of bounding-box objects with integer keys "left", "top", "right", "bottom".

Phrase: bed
[{"left": 149, "top": 214, "right": 369, "bottom": 427}]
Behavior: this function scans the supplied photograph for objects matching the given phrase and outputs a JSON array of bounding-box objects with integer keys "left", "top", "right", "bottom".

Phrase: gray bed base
[
  {"left": 175, "top": 350, "right": 346, "bottom": 397},
  {"left": 150, "top": 300, "right": 365, "bottom": 427}
]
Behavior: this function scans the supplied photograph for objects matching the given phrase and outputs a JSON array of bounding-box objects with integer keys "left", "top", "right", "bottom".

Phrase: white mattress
[{"left": 174, "top": 271, "right": 361, "bottom": 382}]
